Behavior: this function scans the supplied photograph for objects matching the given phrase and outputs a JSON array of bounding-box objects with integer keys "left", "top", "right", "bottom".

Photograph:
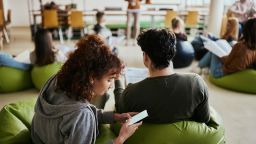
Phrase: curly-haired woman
[{"left": 31, "top": 35, "right": 142, "bottom": 144}]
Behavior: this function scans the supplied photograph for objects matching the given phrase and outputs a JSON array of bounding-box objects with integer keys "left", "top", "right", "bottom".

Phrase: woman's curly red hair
[{"left": 57, "top": 35, "right": 122, "bottom": 102}]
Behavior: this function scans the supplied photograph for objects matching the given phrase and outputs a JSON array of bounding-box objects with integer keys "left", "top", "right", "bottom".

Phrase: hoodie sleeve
[{"left": 60, "top": 108, "right": 97, "bottom": 144}]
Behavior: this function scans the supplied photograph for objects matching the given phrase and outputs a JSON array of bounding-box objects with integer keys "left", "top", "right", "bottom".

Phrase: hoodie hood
[{"left": 35, "top": 75, "right": 89, "bottom": 119}]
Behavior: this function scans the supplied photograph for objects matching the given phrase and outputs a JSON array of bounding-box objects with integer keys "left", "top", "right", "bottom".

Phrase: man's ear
[{"left": 143, "top": 52, "right": 150, "bottom": 68}]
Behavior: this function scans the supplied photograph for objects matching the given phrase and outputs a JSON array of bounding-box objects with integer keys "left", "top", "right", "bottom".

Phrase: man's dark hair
[{"left": 137, "top": 28, "right": 176, "bottom": 69}]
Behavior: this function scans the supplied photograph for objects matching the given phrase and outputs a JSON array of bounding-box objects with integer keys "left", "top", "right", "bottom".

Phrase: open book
[
  {"left": 124, "top": 67, "right": 149, "bottom": 86},
  {"left": 108, "top": 36, "right": 125, "bottom": 46},
  {"left": 200, "top": 35, "right": 232, "bottom": 57},
  {"left": 13, "top": 50, "right": 31, "bottom": 64}
]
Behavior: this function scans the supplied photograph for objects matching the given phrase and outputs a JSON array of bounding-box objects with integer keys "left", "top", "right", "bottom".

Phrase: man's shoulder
[
  {"left": 175, "top": 73, "right": 201, "bottom": 80},
  {"left": 125, "top": 79, "right": 147, "bottom": 91}
]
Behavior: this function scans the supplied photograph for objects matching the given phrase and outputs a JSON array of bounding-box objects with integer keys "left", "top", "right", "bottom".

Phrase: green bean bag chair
[
  {"left": 0, "top": 99, "right": 36, "bottom": 144},
  {"left": 209, "top": 69, "right": 256, "bottom": 94},
  {"left": 0, "top": 100, "right": 116, "bottom": 144},
  {"left": 31, "top": 63, "right": 62, "bottom": 90},
  {"left": 111, "top": 107, "right": 225, "bottom": 144},
  {"left": 0, "top": 67, "right": 33, "bottom": 93}
]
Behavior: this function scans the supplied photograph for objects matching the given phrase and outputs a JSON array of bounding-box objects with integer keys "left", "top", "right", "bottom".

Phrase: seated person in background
[
  {"left": 0, "top": 29, "right": 72, "bottom": 70},
  {"left": 197, "top": 18, "right": 256, "bottom": 78},
  {"left": 91, "top": 11, "right": 119, "bottom": 55},
  {"left": 115, "top": 28, "right": 210, "bottom": 124},
  {"left": 171, "top": 17, "right": 187, "bottom": 41},
  {"left": 93, "top": 11, "right": 112, "bottom": 38},
  {"left": 31, "top": 35, "right": 142, "bottom": 144},
  {"left": 30, "top": 29, "right": 68, "bottom": 66},
  {"left": 171, "top": 17, "right": 194, "bottom": 68},
  {"left": 191, "top": 17, "right": 239, "bottom": 61}
]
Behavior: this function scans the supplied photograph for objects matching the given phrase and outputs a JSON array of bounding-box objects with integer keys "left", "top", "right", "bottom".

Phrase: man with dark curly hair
[{"left": 115, "top": 28, "right": 210, "bottom": 124}]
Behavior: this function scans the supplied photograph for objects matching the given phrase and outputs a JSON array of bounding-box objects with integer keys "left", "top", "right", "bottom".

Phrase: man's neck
[{"left": 149, "top": 66, "right": 174, "bottom": 77}]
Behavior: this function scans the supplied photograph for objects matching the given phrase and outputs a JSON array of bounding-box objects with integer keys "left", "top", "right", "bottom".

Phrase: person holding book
[
  {"left": 114, "top": 28, "right": 210, "bottom": 124},
  {"left": 31, "top": 35, "right": 142, "bottom": 144},
  {"left": 30, "top": 29, "right": 68, "bottom": 66},
  {"left": 191, "top": 17, "right": 239, "bottom": 61},
  {"left": 197, "top": 18, "right": 256, "bottom": 78},
  {"left": 0, "top": 29, "right": 70, "bottom": 70}
]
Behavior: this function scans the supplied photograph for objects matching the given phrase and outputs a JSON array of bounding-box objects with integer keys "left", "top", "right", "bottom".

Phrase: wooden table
[{"left": 31, "top": 10, "right": 208, "bottom": 32}]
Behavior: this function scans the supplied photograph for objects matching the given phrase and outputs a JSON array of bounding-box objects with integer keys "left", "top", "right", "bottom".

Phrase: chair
[
  {"left": 0, "top": 100, "right": 116, "bottom": 143},
  {"left": 164, "top": 10, "right": 178, "bottom": 28},
  {"left": 111, "top": 107, "right": 225, "bottom": 144},
  {"left": 0, "top": 66, "right": 33, "bottom": 93},
  {"left": 42, "top": 10, "right": 64, "bottom": 43},
  {"left": 0, "top": 9, "right": 10, "bottom": 50},
  {"left": 68, "top": 10, "right": 85, "bottom": 39},
  {"left": 185, "top": 11, "right": 199, "bottom": 27},
  {"left": 145, "top": 0, "right": 152, "bottom": 4},
  {"left": 173, "top": 40, "right": 195, "bottom": 68},
  {"left": 209, "top": 69, "right": 256, "bottom": 94},
  {"left": 185, "top": 11, "right": 199, "bottom": 36}
]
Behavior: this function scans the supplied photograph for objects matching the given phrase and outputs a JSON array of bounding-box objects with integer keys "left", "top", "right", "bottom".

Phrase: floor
[{"left": 1, "top": 27, "right": 256, "bottom": 144}]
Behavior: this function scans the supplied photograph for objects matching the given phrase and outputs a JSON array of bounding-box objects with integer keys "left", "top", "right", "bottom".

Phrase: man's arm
[
  {"left": 192, "top": 75, "right": 210, "bottom": 123},
  {"left": 114, "top": 80, "right": 125, "bottom": 112},
  {"left": 193, "top": 94, "right": 210, "bottom": 123},
  {"left": 229, "top": 2, "right": 246, "bottom": 15}
]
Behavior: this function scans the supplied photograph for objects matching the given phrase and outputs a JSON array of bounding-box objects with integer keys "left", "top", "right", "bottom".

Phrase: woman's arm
[{"left": 113, "top": 121, "right": 142, "bottom": 144}]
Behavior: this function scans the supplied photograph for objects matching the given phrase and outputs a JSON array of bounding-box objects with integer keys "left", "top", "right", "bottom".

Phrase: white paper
[
  {"left": 13, "top": 50, "right": 31, "bottom": 64},
  {"left": 108, "top": 36, "right": 125, "bottom": 46},
  {"left": 200, "top": 35, "right": 232, "bottom": 57},
  {"left": 124, "top": 67, "right": 149, "bottom": 85}
]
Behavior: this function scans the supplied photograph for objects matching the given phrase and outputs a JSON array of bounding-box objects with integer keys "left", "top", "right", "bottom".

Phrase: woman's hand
[
  {"left": 114, "top": 112, "right": 138, "bottom": 123},
  {"left": 113, "top": 120, "right": 143, "bottom": 144}
]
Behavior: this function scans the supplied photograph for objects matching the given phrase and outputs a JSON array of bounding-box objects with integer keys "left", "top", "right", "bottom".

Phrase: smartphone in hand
[{"left": 127, "top": 110, "right": 148, "bottom": 125}]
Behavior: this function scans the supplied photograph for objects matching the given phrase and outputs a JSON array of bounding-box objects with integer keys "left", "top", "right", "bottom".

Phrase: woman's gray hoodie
[{"left": 31, "top": 76, "right": 114, "bottom": 144}]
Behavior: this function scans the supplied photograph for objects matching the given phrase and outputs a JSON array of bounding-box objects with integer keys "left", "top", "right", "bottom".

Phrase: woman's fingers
[{"left": 128, "top": 112, "right": 138, "bottom": 117}]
